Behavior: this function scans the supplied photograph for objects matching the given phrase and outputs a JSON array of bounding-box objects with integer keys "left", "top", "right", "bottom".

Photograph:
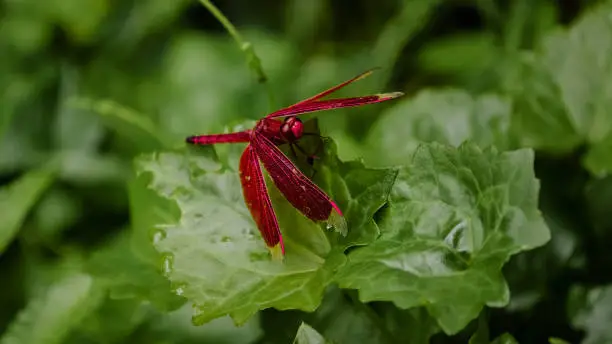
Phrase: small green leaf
[
  {"left": 336, "top": 142, "right": 550, "bottom": 334},
  {"left": 69, "top": 98, "right": 171, "bottom": 151},
  {"left": 86, "top": 231, "right": 186, "bottom": 311},
  {"left": 315, "top": 140, "right": 398, "bottom": 248},
  {"left": 0, "top": 164, "right": 56, "bottom": 253},
  {"left": 491, "top": 333, "right": 519, "bottom": 344},
  {"left": 134, "top": 140, "right": 395, "bottom": 326},
  {"left": 293, "top": 322, "right": 329, "bottom": 344},
  {"left": 568, "top": 284, "right": 612, "bottom": 344},
  {"left": 469, "top": 313, "right": 490, "bottom": 344},
  {"left": 366, "top": 90, "right": 512, "bottom": 167},
  {"left": 549, "top": 338, "right": 571, "bottom": 344},
  {"left": 0, "top": 273, "right": 104, "bottom": 344}
]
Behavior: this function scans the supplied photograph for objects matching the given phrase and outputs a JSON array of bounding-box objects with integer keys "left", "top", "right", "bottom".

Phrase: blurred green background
[{"left": 2, "top": 0, "right": 612, "bottom": 343}]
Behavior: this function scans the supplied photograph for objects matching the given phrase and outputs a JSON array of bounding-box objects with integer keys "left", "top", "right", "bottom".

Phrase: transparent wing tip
[
  {"left": 269, "top": 242, "right": 285, "bottom": 261},
  {"left": 327, "top": 206, "right": 348, "bottom": 236},
  {"left": 377, "top": 91, "right": 404, "bottom": 100}
]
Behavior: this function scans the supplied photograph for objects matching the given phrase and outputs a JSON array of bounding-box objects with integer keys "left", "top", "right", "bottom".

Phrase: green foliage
[
  {"left": 336, "top": 143, "right": 549, "bottom": 333},
  {"left": 0, "top": 273, "right": 104, "bottom": 344},
  {"left": 292, "top": 322, "right": 330, "bottom": 344},
  {"left": 567, "top": 285, "right": 612, "bottom": 344},
  {"left": 2, "top": 0, "right": 612, "bottom": 343},
  {"left": 0, "top": 163, "right": 56, "bottom": 253},
  {"left": 132, "top": 143, "right": 396, "bottom": 325}
]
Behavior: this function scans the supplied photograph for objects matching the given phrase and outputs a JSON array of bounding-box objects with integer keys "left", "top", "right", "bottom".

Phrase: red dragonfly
[{"left": 186, "top": 69, "right": 403, "bottom": 260}]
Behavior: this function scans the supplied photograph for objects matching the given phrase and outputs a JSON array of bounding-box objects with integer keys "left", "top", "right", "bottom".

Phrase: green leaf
[
  {"left": 292, "top": 322, "right": 329, "bottom": 344},
  {"left": 568, "top": 284, "right": 612, "bottom": 344},
  {"left": 539, "top": 3, "right": 612, "bottom": 143},
  {"left": 366, "top": 89, "right": 512, "bottom": 167},
  {"left": 501, "top": 53, "right": 581, "bottom": 153},
  {"left": 52, "top": 64, "right": 104, "bottom": 152},
  {"left": 518, "top": 2, "right": 612, "bottom": 173},
  {"left": 583, "top": 133, "right": 612, "bottom": 177},
  {"left": 69, "top": 98, "right": 172, "bottom": 151},
  {"left": 303, "top": 287, "right": 439, "bottom": 344},
  {"left": 314, "top": 139, "right": 398, "bottom": 248},
  {"left": 469, "top": 313, "right": 489, "bottom": 344},
  {"left": 133, "top": 141, "right": 395, "bottom": 326},
  {"left": 71, "top": 297, "right": 151, "bottom": 343},
  {"left": 336, "top": 142, "right": 550, "bottom": 334},
  {"left": 46, "top": 0, "right": 108, "bottom": 44},
  {"left": 86, "top": 231, "right": 186, "bottom": 311},
  {"left": 137, "top": 306, "right": 262, "bottom": 344},
  {"left": 28, "top": 187, "right": 80, "bottom": 245},
  {"left": 0, "top": 273, "right": 104, "bottom": 344},
  {"left": 418, "top": 33, "right": 498, "bottom": 76},
  {"left": 549, "top": 338, "right": 571, "bottom": 344},
  {"left": 0, "top": 164, "right": 56, "bottom": 253},
  {"left": 491, "top": 333, "right": 519, "bottom": 344},
  {"left": 128, "top": 172, "right": 182, "bottom": 265}
]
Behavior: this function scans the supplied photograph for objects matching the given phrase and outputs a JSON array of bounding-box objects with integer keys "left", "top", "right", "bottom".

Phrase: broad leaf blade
[{"left": 336, "top": 142, "right": 550, "bottom": 334}]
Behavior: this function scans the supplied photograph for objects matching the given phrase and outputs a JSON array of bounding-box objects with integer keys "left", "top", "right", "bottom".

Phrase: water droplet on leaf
[
  {"left": 161, "top": 253, "right": 174, "bottom": 277},
  {"left": 152, "top": 230, "right": 166, "bottom": 245},
  {"left": 175, "top": 286, "right": 185, "bottom": 296}
]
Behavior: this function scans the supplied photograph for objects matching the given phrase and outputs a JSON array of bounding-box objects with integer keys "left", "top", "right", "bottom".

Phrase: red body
[{"left": 186, "top": 69, "right": 403, "bottom": 260}]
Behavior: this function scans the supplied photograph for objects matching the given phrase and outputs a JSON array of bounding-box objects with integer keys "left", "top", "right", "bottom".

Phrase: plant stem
[{"left": 198, "top": 0, "right": 276, "bottom": 110}]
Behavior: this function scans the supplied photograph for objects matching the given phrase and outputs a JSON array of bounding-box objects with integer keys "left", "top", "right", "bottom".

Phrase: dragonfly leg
[
  {"left": 292, "top": 142, "right": 322, "bottom": 179},
  {"left": 302, "top": 132, "right": 330, "bottom": 140},
  {"left": 288, "top": 143, "right": 299, "bottom": 161}
]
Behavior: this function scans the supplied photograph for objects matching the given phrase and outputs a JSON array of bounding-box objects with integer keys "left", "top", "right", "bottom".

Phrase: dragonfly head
[{"left": 280, "top": 116, "right": 303, "bottom": 142}]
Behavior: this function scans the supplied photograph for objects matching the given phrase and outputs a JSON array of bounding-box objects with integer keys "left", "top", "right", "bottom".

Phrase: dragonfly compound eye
[
  {"left": 281, "top": 117, "right": 303, "bottom": 141},
  {"left": 290, "top": 119, "right": 303, "bottom": 139}
]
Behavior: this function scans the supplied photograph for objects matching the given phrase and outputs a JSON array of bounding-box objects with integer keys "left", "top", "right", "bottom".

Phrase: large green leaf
[
  {"left": 0, "top": 164, "right": 56, "bottom": 253},
  {"left": 132, "top": 142, "right": 396, "bottom": 325},
  {"left": 336, "top": 142, "right": 550, "bottom": 334},
  {"left": 0, "top": 273, "right": 104, "bottom": 344},
  {"left": 366, "top": 89, "right": 512, "bottom": 167}
]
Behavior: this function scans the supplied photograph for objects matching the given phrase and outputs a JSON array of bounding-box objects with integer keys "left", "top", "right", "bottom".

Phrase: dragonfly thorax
[{"left": 280, "top": 117, "right": 303, "bottom": 142}]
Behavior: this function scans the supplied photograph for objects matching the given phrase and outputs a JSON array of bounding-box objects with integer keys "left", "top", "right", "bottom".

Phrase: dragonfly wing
[
  {"left": 265, "top": 92, "right": 404, "bottom": 119},
  {"left": 251, "top": 132, "right": 347, "bottom": 236},
  {"left": 239, "top": 144, "right": 284, "bottom": 260},
  {"left": 279, "top": 69, "right": 377, "bottom": 111}
]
